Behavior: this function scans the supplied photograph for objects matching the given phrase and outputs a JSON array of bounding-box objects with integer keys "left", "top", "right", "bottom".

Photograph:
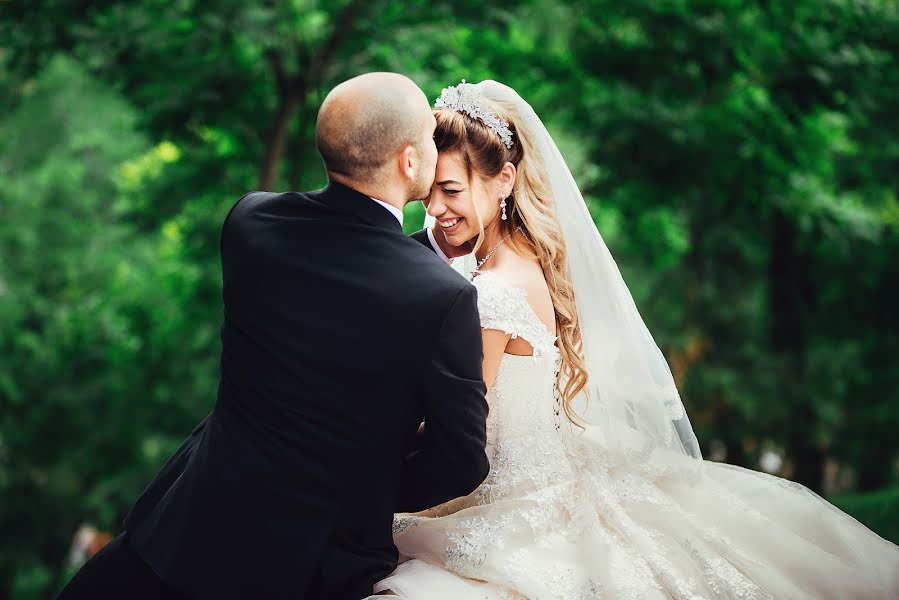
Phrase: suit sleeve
[
  {"left": 220, "top": 192, "right": 257, "bottom": 251},
  {"left": 397, "top": 285, "right": 490, "bottom": 512},
  {"left": 123, "top": 414, "right": 211, "bottom": 530}
]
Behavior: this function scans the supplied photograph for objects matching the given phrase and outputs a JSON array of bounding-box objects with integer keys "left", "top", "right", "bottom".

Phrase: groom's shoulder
[
  {"left": 222, "top": 190, "right": 303, "bottom": 228},
  {"left": 220, "top": 190, "right": 327, "bottom": 249}
]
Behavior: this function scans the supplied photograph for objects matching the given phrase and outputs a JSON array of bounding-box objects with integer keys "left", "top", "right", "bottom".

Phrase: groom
[{"left": 59, "top": 73, "right": 490, "bottom": 600}]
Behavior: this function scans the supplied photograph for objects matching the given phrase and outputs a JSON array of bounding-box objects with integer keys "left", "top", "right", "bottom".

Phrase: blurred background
[{"left": 1, "top": 0, "right": 898, "bottom": 597}]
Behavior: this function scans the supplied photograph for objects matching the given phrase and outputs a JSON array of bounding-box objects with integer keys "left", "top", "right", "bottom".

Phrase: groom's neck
[{"left": 327, "top": 174, "right": 408, "bottom": 213}]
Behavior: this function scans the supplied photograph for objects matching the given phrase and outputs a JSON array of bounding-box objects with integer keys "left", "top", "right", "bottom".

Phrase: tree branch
[
  {"left": 257, "top": 0, "right": 369, "bottom": 189},
  {"left": 307, "top": 0, "right": 368, "bottom": 83},
  {"left": 266, "top": 49, "right": 288, "bottom": 93}
]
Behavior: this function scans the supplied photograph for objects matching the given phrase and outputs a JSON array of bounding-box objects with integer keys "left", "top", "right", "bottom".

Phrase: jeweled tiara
[{"left": 434, "top": 80, "right": 514, "bottom": 149}]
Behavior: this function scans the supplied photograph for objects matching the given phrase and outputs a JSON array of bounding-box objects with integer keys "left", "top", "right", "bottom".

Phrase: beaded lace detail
[{"left": 471, "top": 271, "right": 557, "bottom": 359}]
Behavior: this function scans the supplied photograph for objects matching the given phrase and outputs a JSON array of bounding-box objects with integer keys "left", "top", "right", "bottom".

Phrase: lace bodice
[{"left": 469, "top": 272, "right": 572, "bottom": 501}]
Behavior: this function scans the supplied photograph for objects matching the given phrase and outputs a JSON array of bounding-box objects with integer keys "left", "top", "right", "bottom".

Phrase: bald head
[{"left": 316, "top": 72, "right": 432, "bottom": 184}]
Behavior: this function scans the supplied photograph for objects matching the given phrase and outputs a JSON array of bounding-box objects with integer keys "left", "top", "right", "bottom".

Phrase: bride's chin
[
  {"left": 443, "top": 230, "right": 469, "bottom": 247},
  {"left": 452, "top": 233, "right": 477, "bottom": 250}
]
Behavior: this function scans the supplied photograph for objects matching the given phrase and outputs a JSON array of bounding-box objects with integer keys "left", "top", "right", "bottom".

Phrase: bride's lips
[{"left": 439, "top": 217, "right": 465, "bottom": 235}]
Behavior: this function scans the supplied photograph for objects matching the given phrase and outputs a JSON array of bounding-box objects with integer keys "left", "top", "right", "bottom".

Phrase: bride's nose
[{"left": 426, "top": 194, "right": 445, "bottom": 218}]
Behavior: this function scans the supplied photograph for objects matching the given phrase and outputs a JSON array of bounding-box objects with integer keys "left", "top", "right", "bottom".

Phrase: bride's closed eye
[{"left": 442, "top": 189, "right": 463, "bottom": 195}]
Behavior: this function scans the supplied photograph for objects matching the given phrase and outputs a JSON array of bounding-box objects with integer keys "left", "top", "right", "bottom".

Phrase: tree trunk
[
  {"left": 256, "top": 0, "right": 367, "bottom": 191},
  {"left": 856, "top": 437, "right": 891, "bottom": 491},
  {"left": 287, "top": 102, "right": 311, "bottom": 191},
  {"left": 717, "top": 396, "right": 749, "bottom": 467},
  {"left": 768, "top": 207, "right": 824, "bottom": 491},
  {"left": 257, "top": 91, "right": 301, "bottom": 190},
  {"left": 685, "top": 197, "right": 752, "bottom": 462}
]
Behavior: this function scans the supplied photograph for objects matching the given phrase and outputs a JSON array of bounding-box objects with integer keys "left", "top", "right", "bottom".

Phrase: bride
[{"left": 369, "top": 80, "right": 899, "bottom": 599}]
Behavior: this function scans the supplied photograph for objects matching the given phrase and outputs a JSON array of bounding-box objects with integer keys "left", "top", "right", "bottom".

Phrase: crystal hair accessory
[{"left": 435, "top": 80, "right": 515, "bottom": 149}]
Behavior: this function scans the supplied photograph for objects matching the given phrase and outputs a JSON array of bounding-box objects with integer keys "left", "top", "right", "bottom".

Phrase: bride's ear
[{"left": 498, "top": 161, "right": 516, "bottom": 198}]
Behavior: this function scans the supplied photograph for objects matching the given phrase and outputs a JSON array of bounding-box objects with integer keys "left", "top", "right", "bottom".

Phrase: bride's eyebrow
[{"left": 436, "top": 180, "right": 462, "bottom": 186}]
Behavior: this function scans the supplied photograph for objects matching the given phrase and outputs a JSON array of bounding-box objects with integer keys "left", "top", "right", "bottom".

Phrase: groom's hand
[{"left": 430, "top": 222, "right": 474, "bottom": 260}]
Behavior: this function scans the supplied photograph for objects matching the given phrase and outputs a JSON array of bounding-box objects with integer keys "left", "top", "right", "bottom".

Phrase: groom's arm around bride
[{"left": 395, "top": 280, "right": 488, "bottom": 512}]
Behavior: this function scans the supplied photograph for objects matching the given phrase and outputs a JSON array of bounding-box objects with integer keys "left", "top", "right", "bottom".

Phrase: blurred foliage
[
  {"left": 1, "top": 0, "right": 898, "bottom": 597},
  {"left": 832, "top": 486, "right": 899, "bottom": 545}
]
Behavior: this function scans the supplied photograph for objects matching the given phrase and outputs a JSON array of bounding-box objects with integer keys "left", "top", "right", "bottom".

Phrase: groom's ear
[{"left": 399, "top": 144, "right": 416, "bottom": 180}]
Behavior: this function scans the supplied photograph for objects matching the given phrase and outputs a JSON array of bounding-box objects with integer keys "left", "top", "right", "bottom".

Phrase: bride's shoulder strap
[{"left": 472, "top": 271, "right": 556, "bottom": 357}]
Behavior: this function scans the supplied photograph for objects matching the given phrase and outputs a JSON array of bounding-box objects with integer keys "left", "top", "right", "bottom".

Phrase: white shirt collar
[
  {"left": 427, "top": 226, "right": 453, "bottom": 264},
  {"left": 369, "top": 197, "right": 404, "bottom": 227}
]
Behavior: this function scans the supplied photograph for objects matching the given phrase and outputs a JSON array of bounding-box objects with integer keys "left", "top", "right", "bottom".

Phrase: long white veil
[{"left": 428, "top": 80, "right": 702, "bottom": 463}]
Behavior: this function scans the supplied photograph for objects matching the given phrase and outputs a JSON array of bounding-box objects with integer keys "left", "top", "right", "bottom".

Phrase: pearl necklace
[{"left": 470, "top": 227, "right": 521, "bottom": 280}]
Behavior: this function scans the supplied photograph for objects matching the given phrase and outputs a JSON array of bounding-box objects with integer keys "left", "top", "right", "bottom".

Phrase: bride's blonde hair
[{"left": 434, "top": 103, "right": 589, "bottom": 425}]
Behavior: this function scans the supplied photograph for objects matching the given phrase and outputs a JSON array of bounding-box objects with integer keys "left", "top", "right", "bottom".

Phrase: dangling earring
[{"left": 500, "top": 198, "right": 508, "bottom": 221}]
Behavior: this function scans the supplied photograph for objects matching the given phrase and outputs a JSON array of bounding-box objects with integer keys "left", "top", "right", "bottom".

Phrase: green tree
[{"left": 2, "top": 1, "right": 898, "bottom": 597}]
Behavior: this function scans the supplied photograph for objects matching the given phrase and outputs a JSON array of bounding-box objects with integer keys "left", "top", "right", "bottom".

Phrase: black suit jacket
[{"left": 123, "top": 182, "right": 490, "bottom": 600}]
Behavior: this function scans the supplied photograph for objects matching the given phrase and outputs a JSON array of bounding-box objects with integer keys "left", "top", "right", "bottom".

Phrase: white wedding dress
[{"left": 369, "top": 270, "right": 899, "bottom": 600}]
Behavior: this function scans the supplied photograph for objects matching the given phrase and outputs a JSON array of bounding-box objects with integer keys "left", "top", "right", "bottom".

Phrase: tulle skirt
[{"left": 366, "top": 436, "right": 899, "bottom": 599}]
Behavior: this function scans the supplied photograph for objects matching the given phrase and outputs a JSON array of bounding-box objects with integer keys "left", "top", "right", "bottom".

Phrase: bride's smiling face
[{"left": 427, "top": 151, "right": 502, "bottom": 246}]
